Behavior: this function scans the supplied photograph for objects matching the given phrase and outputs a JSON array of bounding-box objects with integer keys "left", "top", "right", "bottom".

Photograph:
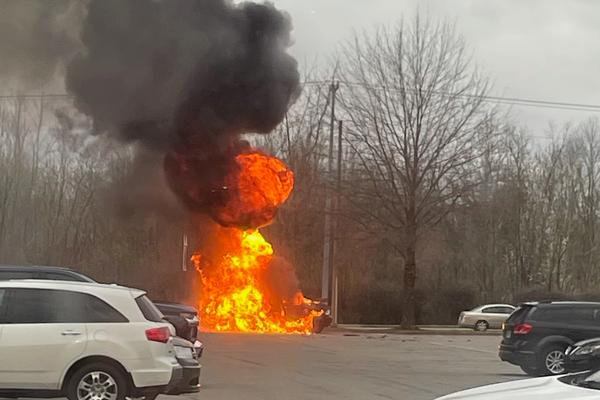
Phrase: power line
[
  {"left": 0, "top": 94, "right": 72, "bottom": 100},
  {"left": 302, "top": 80, "right": 600, "bottom": 113},
  {"left": 1, "top": 82, "right": 600, "bottom": 113}
]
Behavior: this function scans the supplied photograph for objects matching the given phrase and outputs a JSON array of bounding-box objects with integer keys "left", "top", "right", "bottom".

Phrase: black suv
[
  {"left": 0, "top": 265, "right": 199, "bottom": 343},
  {"left": 500, "top": 301, "right": 600, "bottom": 376}
]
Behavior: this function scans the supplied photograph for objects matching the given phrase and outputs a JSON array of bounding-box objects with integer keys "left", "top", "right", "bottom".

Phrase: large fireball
[
  {"left": 196, "top": 151, "right": 320, "bottom": 334},
  {"left": 212, "top": 152, "right": 294, "bottom": 228}
]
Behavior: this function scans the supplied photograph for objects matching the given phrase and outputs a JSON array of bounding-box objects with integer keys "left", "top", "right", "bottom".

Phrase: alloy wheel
[
  {"left": 77, "top": 371, "right": 118, "bottom": 400},
  {"left": 545, "top": 350, "right": 565, "bottom": 374}
]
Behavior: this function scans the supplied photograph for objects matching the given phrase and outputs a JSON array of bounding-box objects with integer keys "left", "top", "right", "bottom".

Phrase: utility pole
[
  {"left": 331, "top": 119, "right": 343, "bottom": 326},
  {"left": 321, "top": 80, "right": 339, "bottom": 302},
  {"left": 182, "top": 233, "right": 188, "bottom": 272}
]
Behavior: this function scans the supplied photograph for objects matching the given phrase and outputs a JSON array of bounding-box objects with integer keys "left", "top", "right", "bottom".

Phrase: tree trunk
[{"left": 401, "top": 221, "right": 417, "bottom": 329}]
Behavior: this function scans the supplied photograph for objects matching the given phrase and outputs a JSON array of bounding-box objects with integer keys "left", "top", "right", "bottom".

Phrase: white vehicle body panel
[
  {"left": 0, "top": 280, "right": 178, "bottom": 391},
  {"left": 0, "top": 323, "right": 86, "bottom": 389},
  {"left": 458, "top": 304, "right": 516, "bottom": 329},
  {"left": 436, "top": 376, "right": 600, "bottom": 399}
]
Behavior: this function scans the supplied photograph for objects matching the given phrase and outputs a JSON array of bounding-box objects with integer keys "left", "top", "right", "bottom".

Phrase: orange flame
[
  {"left": 214, "top": 152, "right": 294, "bottom": 228},
  {"left": 197, "top": 151, "right": 320, "bottom": 334},
  {"left": 198, "top": 229, "right": 318, "bottom": 334}
]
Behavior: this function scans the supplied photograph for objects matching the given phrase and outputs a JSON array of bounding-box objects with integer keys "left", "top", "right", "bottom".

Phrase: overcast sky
[{"left": 272, "top": 0, "right": 600, "bottom": 137}]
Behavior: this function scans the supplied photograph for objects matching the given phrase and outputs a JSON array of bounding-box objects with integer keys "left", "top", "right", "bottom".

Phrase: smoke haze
[
  {"left": 0, "top": 0, "right": 299, "bottom": 222},
  {"left": 0, "top": 0, "right": 80, "bottom": 89}
]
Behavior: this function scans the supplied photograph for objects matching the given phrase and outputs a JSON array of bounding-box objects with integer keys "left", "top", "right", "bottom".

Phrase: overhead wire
[
  {"left": 301, "top": 80, "right": 600, "bottom": 113},
  {"left": 0, "top": 81, "right": 599, "bottom": 112}
]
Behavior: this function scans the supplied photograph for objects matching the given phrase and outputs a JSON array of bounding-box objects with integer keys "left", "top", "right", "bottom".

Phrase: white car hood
[{"left": 437, "top": 376, "right": 600, "bottom": 400}]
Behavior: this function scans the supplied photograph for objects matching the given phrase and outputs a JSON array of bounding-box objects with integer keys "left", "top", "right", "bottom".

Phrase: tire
[
  {"left": 537, "top": 344, "right": 567, "bottom": 376},
  {"left": 474, "top": 320, "right": 489, "bottom": 332},
  {"left": 66, "top": 362, "right": 129, "bottom": 400},
  {"left": 520, "top": 363, "right": 540, "bottom": 376}
]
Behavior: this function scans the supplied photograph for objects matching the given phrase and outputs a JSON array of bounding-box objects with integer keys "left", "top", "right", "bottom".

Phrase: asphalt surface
[{"left": 174, "top": 331, "right": 525, "bottom": 400}]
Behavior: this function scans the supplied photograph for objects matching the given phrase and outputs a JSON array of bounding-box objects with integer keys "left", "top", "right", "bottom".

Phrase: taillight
[
  {"left": 514, "top": 323, "right": 533, "bottom": 335},
  {"left": 145, "top": 326, "right": 171, "bottom": 343}
]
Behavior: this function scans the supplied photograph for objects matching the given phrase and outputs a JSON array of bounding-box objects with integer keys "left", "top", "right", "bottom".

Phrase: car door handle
[{"left": 61, "top": 330, "right": 82, "bottom": 336}]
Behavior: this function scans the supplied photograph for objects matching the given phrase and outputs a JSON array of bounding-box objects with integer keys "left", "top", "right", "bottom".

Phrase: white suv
[{"left": 0, "top": 280, "right": 182, "bottom": 400}]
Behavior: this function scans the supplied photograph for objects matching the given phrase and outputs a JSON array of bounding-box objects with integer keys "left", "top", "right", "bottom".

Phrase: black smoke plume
[{"left": 65, "top": 0, "right": 300, "bottom": 224}]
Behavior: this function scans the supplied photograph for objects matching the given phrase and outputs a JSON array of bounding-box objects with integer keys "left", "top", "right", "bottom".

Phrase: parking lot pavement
[{"left": 176, "top": 331, "right": 525, "bottom": 400}]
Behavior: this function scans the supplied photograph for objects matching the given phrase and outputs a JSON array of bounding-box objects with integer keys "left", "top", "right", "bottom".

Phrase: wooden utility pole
[
  {"left": 331, "top": 119, "right": 343, "bottom": 325},
  {"left": 321, "top": 80, "right": 339, "bottom": 302},
  {"left": 182, "top": 233, "right": 188, "bottom": 271}
]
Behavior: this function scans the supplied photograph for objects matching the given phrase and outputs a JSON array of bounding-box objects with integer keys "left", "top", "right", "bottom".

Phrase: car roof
[
  {"left": 0, "top": 279, "right": 145, "bottom": 297},
  {"left": 0, "top": 264, "right": 95, "bottom": 282},
  {"left": 154, "top": 300, "right": 197, "bottom": 314},
  {"left": 479, "top": 304, "right": 515, "bottom": 308},
  {"left": 0, "top": 264, "right": 77, "bottom": 271},
  {"left": 520, "top": 301, "right": 600, "bottom": 307}
]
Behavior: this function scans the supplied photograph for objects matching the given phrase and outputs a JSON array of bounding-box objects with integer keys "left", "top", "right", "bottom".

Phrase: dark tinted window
[
  {"left": 531, "top": 306, "right": 600, "bottom": 323},
  {"left": 136, "top": 295, "right": 164, "bottom": 322},
  {"left": 2, "top": 288, "right": 127, "bottom": 324},
  {"left": 84, "top": 294, "right": 128, "bottom": 323},
  {"left": 0, "top": 289, "right": 5, "bottom": 319},
  {"left": 507, "top": 306, "right": 534, "bottom": 323},
  {"left": 482, "top": 307, "right": 498, "bottom": 313},
  {"left": 0, "top": 271, "right": 37, "bottom": 280},
  {"left": 483, "top": 306, "right": 511, "bottom": 313},
  {"left": 498, "top": 307, "right": 515, "bottom": 314}
]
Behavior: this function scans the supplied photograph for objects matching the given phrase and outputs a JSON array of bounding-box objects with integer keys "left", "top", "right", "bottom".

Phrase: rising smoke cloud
[
  {"left": 0, "top": 0, "right": 300, "bottom": 222},
  {"left": 67, "top": 0, "right": 300, "bottom": 221}
]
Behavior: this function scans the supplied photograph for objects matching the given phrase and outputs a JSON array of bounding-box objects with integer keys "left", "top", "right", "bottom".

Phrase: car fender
[
  {"left": 59, "top": 355, "right": 132, "bottom": 390},
  {"left": 535, "top": 335, "right": 574, "bottom": 352}
]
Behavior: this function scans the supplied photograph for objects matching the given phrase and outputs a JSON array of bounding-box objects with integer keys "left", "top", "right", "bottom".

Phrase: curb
[{"left": 321, "top": 327, "right": 502, "bottom": 336}]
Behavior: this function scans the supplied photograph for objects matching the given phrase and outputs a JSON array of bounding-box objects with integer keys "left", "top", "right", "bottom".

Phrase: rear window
[
  {"left": 136, "top": 295, "right": 164, "bottom": 322},
  {"left": 506, "top": 306, "right": 534, "bottom": 323}
]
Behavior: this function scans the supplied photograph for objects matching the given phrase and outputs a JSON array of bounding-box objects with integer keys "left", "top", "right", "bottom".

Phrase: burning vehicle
[{"left": 186, "top": 154, "right": 327, "bottom": 334}]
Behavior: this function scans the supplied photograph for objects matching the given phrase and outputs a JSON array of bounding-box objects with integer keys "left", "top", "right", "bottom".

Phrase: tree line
[{"left": 2, "top": 14, "right": 600, "bottom": 327}]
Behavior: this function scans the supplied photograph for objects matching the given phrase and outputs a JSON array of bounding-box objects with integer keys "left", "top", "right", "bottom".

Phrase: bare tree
[{"left": 339, "top": 14, "right": 491, "bottom": 327}]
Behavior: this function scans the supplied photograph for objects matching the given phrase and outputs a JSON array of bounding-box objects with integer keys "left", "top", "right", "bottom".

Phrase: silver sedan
[{"left": 458, "top": 304, "right": 516, "bottom": 331}]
